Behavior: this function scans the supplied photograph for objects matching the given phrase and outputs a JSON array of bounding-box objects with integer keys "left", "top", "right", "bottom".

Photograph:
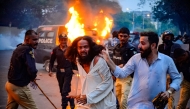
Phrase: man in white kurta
[{"left": 76, "top": 57, "right": 116, "bottom": 109}]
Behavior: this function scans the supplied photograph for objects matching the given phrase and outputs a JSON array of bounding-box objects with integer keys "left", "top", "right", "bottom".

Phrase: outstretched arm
[{"left": 100, "top": 49, "right": 116, "bottom": 72}]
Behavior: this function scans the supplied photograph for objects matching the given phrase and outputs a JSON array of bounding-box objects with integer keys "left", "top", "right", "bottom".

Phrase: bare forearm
[{"left": 106, "top": 57, "right": 116, "bottom": 72}]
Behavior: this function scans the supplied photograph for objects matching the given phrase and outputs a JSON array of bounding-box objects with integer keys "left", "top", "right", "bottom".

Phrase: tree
[
  {"left": 112, "top": 11, "right": 156, "bottom": 32},
  {"left": 0, "top": 0, "right": 66, "bottom": 29},
  {"left": 112, "top": 12, "right": 133, "bottom": 31},
  {"left": 139, "top": 0, "right": 190, "bottom": 34}
]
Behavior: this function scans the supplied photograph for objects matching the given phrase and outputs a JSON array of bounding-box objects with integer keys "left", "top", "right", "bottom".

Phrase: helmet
[{"left": 162, "top": 31, "right": 174, "bottom": 41}]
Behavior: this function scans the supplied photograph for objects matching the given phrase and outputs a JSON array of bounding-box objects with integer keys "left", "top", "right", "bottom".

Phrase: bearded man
[
  {"left": 65, "top": 36, "right": 116, "bottom": 109},
  {"left": 101, "top": 31, "right": 182, "bottom": 109}
]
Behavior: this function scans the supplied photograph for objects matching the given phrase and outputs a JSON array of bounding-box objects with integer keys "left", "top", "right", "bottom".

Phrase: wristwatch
[{"left": 167, "top": 90, "right": 172, "bottom": 96}]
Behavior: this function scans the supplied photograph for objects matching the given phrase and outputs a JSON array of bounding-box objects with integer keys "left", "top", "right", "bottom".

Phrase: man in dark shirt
[
  {"left": 173, "top": 48, "right": 190, "bottom": 109},
  {"left": 49, "top": 33, "right": 75, "bottom": 109},
  {"left": 158, "top": 31, "right": 181, "bottom": 58},
  {"left": 112, "top": 27, "right": 137, "bottom": 109},
  {"left": 5, "top": 30, "right": 39, "bottom": 109}
]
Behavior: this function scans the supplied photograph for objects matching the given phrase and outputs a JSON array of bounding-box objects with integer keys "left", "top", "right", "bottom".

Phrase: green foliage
[
  {"left": 158, "top": 21, "right": 180, "bottom": 36},
  {"left": 152, "top": 0, "right": 190, "bottom": 34},
  {"left": 112, "top": 11, "right": 156, "bottom": 32},
  {"left": 0, "top": 0, "right": 65, "bottom": 29},
  {"left": 112, "top": 12, "right": 133, "bottom": 30}
]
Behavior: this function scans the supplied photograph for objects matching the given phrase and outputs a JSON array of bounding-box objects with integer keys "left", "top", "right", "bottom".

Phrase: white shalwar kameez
[{"left": 76, "top": 57, "right": 116, "bottom": 109}]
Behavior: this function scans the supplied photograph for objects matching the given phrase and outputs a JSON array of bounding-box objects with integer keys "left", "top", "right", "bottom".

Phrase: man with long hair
[
  {"left": 101, "top": 32, "right": 182, "bottom": 109},
  {"left": 65, "top": 36, "right": 116, "bottom": 109}
]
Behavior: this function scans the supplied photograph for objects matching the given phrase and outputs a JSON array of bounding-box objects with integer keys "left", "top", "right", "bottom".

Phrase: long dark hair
[{"left": 64, "top": 36, "right": 104, "bottom": 63}]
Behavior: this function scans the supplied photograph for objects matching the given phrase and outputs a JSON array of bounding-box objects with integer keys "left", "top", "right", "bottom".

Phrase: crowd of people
[{"left": 5, "top": 28, "right": 190, "bottom": 109}]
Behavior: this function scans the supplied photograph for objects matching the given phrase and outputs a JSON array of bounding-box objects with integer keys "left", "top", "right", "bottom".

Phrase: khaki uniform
[
  {"left": 115, "top": 76, "right": 132, "bottom": 109},
  {"left": 5, "top": 81, "right": 37, "bottom": 109}
]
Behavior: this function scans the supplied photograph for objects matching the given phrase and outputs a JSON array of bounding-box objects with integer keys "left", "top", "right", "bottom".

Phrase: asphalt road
[
  {"left": 0, "top": 50, "right": 63, "bottom": 109},
  {"left": 0, "top": 50, "right": 190, "bottom": 109}
]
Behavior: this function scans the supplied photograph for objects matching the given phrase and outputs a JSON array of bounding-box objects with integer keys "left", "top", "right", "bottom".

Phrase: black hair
[
  {"left": 112, "top": 31, "right": 118, "bottom": 38},
  {"left": 25, "top": 30, "right": 37, "bottom": 39},
  {"left": 118, "top": 27, "right": 130, "bottom": 35},
  {"left": 140, "top": 31, "right": 159, "bottom": 48},
  {"left": 174, "top": 35, "right": 182, "bottom": 41},
  {"left": 173, "top": 48, "right": 186, "bottom": 58},
  {"left": 64, "top": 36, "right": 105, "bottom": 63}
]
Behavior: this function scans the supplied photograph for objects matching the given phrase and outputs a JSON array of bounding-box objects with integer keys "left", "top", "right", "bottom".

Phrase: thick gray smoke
[{"left": 0, "top": 30, "right": 25, "bottom": 50}]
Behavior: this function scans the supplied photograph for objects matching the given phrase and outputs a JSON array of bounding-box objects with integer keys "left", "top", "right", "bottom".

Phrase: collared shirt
[
  {"left": 113, "top": 52, "right": 182, "bottom": 109},
  {"left": 8, "top": 44, "right": 38, "bottom": 87},
  {"left": 49, "top": 46, "right": 72, "bottom": 72}
]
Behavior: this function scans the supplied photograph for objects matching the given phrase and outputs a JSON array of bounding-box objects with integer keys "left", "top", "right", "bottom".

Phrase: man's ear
[
  {"left": 24, "top": 37, "right": 29, "bottom": 43},
  {"left": 151, "top": 43, "right": 156, "bottom": 49}
]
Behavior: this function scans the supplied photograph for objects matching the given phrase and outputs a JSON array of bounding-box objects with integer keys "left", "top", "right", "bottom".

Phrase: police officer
[
  {"left": 5, "top": 30, "right": 39, "bottom": 109},
  {"left": 49, "top": 33, "right": 75, "bottom": 109},
  {"left": 158, "top": 31, "right": 181, "bottom": 58},
  {"left": 158, "top": 31, "right": 181, "bottom": 109},
  {"left": 112, "top": 27, "right": 137, "bottom": 109}
]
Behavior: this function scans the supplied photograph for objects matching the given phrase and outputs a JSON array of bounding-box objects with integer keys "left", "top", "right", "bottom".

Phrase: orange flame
[
  {"left": 65, "top": 7, "right": 113, "bottom": 44},
  {"left": 101, "top": 17, "right": 113, "bottom": 39},
  {"left": 65, "top": 7, "right": 85, "bottom": 42}
]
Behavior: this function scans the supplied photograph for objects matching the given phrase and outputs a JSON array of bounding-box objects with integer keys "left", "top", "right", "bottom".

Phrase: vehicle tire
[{"left": 44, "top": 60, "right": 50, "bottom": 72}]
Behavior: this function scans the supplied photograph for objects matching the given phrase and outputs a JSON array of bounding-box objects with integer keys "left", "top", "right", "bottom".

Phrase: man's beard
[
  {"left": 78, "top": 53, "right": 93, "bottom": 64},
  {"left": 140, "top": 46, "right": 152, "bottom": 58}
]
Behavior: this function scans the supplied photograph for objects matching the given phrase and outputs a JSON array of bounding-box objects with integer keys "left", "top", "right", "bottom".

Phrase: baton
[{"left": 34, "top": 81, "right": 57, "bottom": 109}]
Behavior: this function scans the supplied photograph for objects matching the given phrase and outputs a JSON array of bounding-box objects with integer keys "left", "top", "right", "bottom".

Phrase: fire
[
  {"left": 101, "top": 17, "right": 113, "bottom": 39},
  {"left": 65, "top": 7, "right": 85, "bottom": 42},
  {"left": 65, "top": 7, "right": 113, "bottom": 44}
]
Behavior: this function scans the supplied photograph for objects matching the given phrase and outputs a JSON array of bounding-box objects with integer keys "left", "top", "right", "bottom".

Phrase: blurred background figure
[
  {"left": 174, "top": 35, "right": 183, "bottom": 44},
  {"left": 182, "top": 34, "right": 190, "bottom": 51},
  {"left": 104, "top": 30, "right": 120, "bottom": 59},
  {"left": 158, "top": 30, "right": 181, "bottom": 58},
  {"left": 173, "top": 48, "right": 190, "bottom": 109}
]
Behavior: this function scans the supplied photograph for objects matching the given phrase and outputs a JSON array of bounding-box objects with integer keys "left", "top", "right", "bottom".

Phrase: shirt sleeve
[
  {"left": 25, "top": 49, "right": 38, "bottom": 81},
  {"left": 113, "top": 55, "right": 135, "bottom": 78},
  {"left": 86, "top": 59, "right": 114, "bottom": 104},
  {"left": 168, "top": 57, "right": 182, "bottom": 91},
  {"left": 49, "top": 48, "right": 56, "bottom": 72}
]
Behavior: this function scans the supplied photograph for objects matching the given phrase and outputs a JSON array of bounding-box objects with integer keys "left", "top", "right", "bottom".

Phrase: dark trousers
[{"left": 56, "top": 68, "right": 75, "bottom": 109}]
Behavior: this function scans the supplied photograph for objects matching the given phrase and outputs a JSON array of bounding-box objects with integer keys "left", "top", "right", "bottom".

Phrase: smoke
[
  {"left": 40, "top": 0, "right": 122, "bottom": 27},
  {"left": 0, "top": 30, "right": 25, "bottom": 50},
  {"left": 63, "top": 0, "right": 122, "bottom": 24}
]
